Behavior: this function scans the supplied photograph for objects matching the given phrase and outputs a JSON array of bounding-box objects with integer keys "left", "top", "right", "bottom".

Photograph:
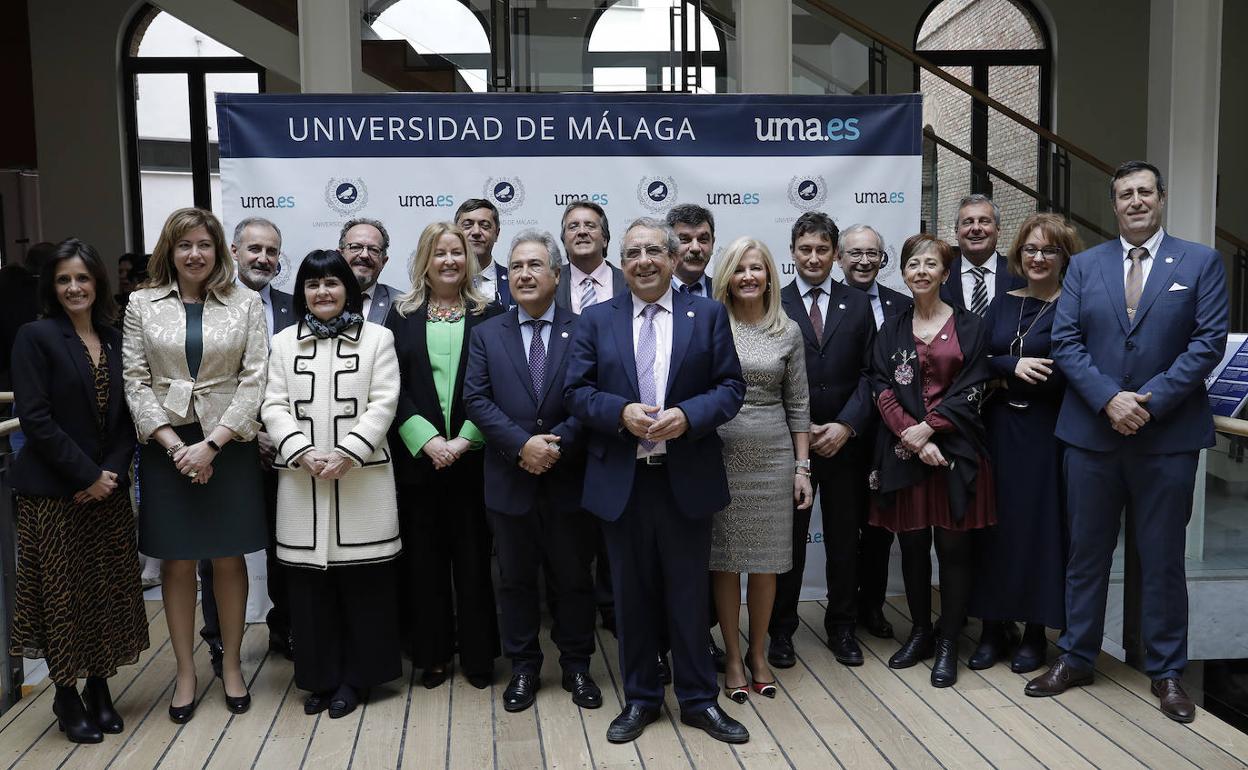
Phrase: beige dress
[{"left": 710, "top": 318, "right": 810, "bottom": 573}]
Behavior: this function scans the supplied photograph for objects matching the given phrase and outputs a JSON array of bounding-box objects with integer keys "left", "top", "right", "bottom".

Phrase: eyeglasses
[
  {"left": 622, "top": 245, "right": 668, "bottom": 261},
  {"left": 1020, "top": 245, "right": 1063, "bottom": 259},
  {"left": 344, "top": 242, "right": 384, "bottom": 258},
  {"left": 564, "top": 221, "right": 600, "bottom": 233},
  {"left": 844, "top": 249, "right": 882, "bottom": 262}
]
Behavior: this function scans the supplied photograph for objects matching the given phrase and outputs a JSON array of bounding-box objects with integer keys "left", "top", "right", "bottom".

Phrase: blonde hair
[
  {"left": 144, "top": 208, "right": 236, "bottom": 296},
  {"left": 394, "top": 222, "right": 490, "bottom": 317},
  {"left": 1006, "top": 213, "right": 1085, "bottom": 278},
  {"left": 712, "top": 237, "right": 787, "bottom": 336}
]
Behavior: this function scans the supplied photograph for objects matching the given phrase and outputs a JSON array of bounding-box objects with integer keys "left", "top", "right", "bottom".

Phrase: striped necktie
[
  {"left": 579, "top": 277, "right": 597, "bottom": 314},
  {"left": 970, "top": 266, "right": 989, "bottom": 316}
]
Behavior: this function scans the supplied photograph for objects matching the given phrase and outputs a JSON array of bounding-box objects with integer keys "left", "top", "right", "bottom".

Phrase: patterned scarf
[{"left": 304, "top": 311, "right": 364, "bottom": 339}]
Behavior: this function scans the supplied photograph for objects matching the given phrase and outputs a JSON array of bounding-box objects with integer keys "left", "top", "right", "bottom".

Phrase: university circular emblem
[
  {"left": 324, "top": 177, "right": 369, "bottom": 216},
  {"left": 484, "top": 176, "right": 525, "bottom": 214},
  {"left": 636, "top": 175, "right": 677, "bottom": 213},
  {"left": 271, "top": 251, "right": 294, "bottom": 290},
  {"left": 788, "top": 176, "right": 827, "bottom": 211}
]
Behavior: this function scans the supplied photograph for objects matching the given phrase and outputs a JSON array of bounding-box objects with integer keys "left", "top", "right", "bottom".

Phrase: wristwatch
[{"left": 795, "top": 459, "right": 811, "bottom": 472}]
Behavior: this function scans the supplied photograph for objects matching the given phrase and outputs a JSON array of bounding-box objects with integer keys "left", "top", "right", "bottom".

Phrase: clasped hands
[
  {"left": 1105, "top": 390, "right": 1152, "bottom": 436},
  {"left": 421, "top": 435, "right": 472, "bottom": 470},
  {"left": 75, "top": 470, "right": 119, "bottom": 503},
  {"left": 899, "top": 420, "right": 948, "bottom": 467},
  {"left": 621, "top": 403, "right": 688, "bottom": 443},
  {"left": 298, "top": 449, "right": 355, "bottom": 480},
  {"left": 172, "top": 441, "right": 217, "bottom": 485},
  {"left": 519, "top": 434, "right": 561, "bottom": 475}
]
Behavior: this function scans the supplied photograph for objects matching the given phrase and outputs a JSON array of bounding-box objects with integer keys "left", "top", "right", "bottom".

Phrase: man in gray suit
[
  {"left": 339, "top": 217, "right": 400, "bottom": 323},
  {"left": 556, "top": 200, "right": 624, "bottom": 314}
]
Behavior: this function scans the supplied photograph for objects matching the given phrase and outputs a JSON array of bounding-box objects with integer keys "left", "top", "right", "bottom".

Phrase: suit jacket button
[
  {"left": 1126, "top": 341, "right": 1136, "bottom": 350},
  {"left": 536, "top": 419, "right": 544, "bottom": 427}
]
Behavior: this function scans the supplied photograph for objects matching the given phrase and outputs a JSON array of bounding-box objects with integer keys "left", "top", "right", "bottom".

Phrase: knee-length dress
[
  {"left": 969, "top": 292, "right": 1067, "bottom": 628},
  {"left": 11, "top": 339, "right": 149, "bottom": 685},
  {"left": 710, "top": 318, "right": 809, "bottom": 573}
]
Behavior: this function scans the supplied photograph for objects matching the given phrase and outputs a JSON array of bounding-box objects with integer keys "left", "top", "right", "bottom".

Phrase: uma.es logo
[
  {"left": 755, "top": 116, "right": 861, "bottom": 142},
  {"left": 636, "top": 175, "right": 677, "bottom": 213},
  {"left": 854, "top": 191, "right": 906, "bottom": 205},
  {"left": 398, "top": 193, "right": 455, "bottom": 208},
  {"left": 239, "top": 195, "right": 296, "bottom": 209},
  {"left": 787, "top": 176, "right": 827, "bottom": 211},
  {"left": 484, "top": 176, "right": 526, "bottom": 214},
  {"left": 324, "top": 177, "right": 368, "bottom": 216}
]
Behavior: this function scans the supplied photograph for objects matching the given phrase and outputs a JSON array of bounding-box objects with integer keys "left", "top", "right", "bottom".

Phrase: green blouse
[{"left": 397, "top": 318, "right": 484, "bottom": 455}]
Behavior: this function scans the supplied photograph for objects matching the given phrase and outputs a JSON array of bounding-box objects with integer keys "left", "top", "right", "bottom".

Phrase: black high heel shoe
[
  {"left": 82, "top": 676, "right": 123, "bottom": 733},
  {"left": 167, "top": 676, "right": 198, "bottom": 724},
  {"left": 53, "top": 686, "right": 103, "bottom": 744},
  {"left": 223, "top": 678, "right": 251, "bottom": 714}
]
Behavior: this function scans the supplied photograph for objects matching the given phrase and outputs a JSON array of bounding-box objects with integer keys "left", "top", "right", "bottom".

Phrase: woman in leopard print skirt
[{"left": 9, "top": 239, "right": 149, "bottom": 743}]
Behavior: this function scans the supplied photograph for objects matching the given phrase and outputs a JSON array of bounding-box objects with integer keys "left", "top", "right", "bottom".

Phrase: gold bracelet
[{"left": 165, "top": 442, "right": 186, "bottom": 458}]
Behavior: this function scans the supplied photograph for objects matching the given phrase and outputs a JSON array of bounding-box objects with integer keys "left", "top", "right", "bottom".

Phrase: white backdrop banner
[{"left": 217, "top": 92, "right": 922, "bottom": 602}]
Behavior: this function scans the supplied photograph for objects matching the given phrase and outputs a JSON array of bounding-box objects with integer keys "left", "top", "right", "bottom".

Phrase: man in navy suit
[
  {"left": 565, "top": 217, "right": 747, "bottom": 744},
  {"left": 940, "top": 194, "right": 1026, "bottom": 315},
  {"left": 338, "top": 218, "right": 400, "bottom": 323},
  {"left": 768, "top": 213, "right": 877, "bottom": 671},
  {"left": 556, "top": 200, "right": 625, "bottom": 313},
  {"left": 465, "top": 229, "right": 600, "bottom": 714},
  {"left": 1026, "top": 161, "right": 1228, "bottom": 724},
  {"left": 457, "top": 198, "right": 511, "bottom": 308},
  {"left": 666, "top": 203, "right": 715, "bottom": 297}
]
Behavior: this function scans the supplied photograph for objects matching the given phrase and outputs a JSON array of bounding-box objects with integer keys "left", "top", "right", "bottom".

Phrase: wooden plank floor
[{"left": 3, "top": 598, "right": 1246, "bottom": 769}]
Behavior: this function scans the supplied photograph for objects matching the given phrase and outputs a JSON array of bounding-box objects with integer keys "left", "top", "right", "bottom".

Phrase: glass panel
[
  {"left": 920, "top": 66, "right": 973, "bottom": 241},
  {"left": 588, "top": 1, "right": 720, "bottom": 52},
  {"left": 661, "top": 65, "right": 717, "bottom": 93},
  {"left": 369, "top": 0, "right": 490, "bottom": 91},
  {"left": 136, "top": 11, "right": 243, "bottom": 57},
  {"left": 987, "top": 65, "right": 1040, "bottom": 244},
  {"left": 917, "top": 0, "right": 1044, "bottom": 51},
  {"left": 135, "top": 73, "right": 194, "bottom": 253},
  {"left": 593, "top": 66, "right": 649, "bottom": 91},
  {"left": 791, "top": 4, "right": 870, "bottom": 96}
]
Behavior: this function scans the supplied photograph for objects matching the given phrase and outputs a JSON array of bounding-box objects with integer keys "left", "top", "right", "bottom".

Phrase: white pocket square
[{"left": 1168, "top": 282, "right": 1188, "bottom": 292}]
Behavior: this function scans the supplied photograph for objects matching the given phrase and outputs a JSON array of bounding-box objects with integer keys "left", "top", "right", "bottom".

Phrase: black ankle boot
[
  {"left": 968, "top": 622, "right": 1003, "bottom": 670},
  {"left": 82, "top": 676, "right": 123, "bottom": 733},
  {"left": 53, "top": 685, "right": 103, "bottom": 744},
  {"left": 888, "top": 624, "right": 935, "bottom": 669},
  {"left": 931, "top": 637, "right": 959, "bottom": 688}
]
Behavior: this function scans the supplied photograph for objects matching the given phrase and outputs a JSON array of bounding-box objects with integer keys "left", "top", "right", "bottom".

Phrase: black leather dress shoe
[
  {"left": 562, "top": 671, "right": 602, "bottom": 709},
  {"left": 768, "top": 635, "right": 796, "bottom": 669},
  {"left": 931, "top": 637, "right": 959, "bottom": 688},
  {"left": 709, "top": 639, "right": 727, "bottom": 674},
  {"left": 422, "top": 666, "right": 449, "bottom": 689},
  {"left": 1011, "top": 627, "right": 1047, "bottom": 674},
  {"left": 503, "top": 673, "right": 540, "bottom": 712},
  {"left": 82, "top": 677, "right": 123, "bottom": 734},
  {"left": 466, "top": 671, "right": 494, "bottom": 690},
  {"left": 304, "top": 691, "right": 332, "bottom": 715},
  {"left": 329, "top": 685, "right": 364, "bottom": 719},
  {"left": 657, "top": 654, "right": 672, "bottom": 685},
  {"left": 208, "top": 637, "right": 225, "bottom": 679},
  {"left": 680, "top": 704, "right": 749, "bottom": 744},
  {"left": 606, "top": 704, "right": 661, "bottom": 743},
  {"left": 858, "top": 607, "right": 895, "bottom": 639},
  {"left": 888, "top": 625, "right": 935, "bottom": 669},
  {"left": 1025, "top": 658, "right": 1093, "bottom": 697},
  {"left": 968, "top": 623, "right": 1005, "bottom": 670},
  {"left": 828, "top": 629, "right": 864, "bottom": 667},
  {"left": 1152, "top": 677, "right": 1196, "bottom": 723}
]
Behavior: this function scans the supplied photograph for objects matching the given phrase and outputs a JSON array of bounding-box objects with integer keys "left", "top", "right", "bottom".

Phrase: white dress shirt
[
  {"left": 795, "top": 273, "right": 833, "bottom": 320},
  {"left": 477, "top": 261, "right": 498, "bottom": 302},
  {"left": 961, "top": 252, "right": 999, "bottom": 307},
  {"left": 517, "top": 302, "right": 555, "bottom": 353},
  {"left": 570, "top": 259, "right": 615, "bottom": 314},
  {"left": 632, "top": 288, "right": 674, "bottom": 458},
  {"left": 1120, "top": 227, "right": 1165, "bottom": 287},
  {"left": 361, "top": 289, "right": 376, "bottom": 322}
]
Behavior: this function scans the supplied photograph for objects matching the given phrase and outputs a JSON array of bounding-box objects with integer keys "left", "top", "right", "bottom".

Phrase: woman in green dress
[
  {"left": 387, "top": 222, "right": 502, "bottom": 689},
  {"left": 122, "top": 208, "right": 268, "bottom": 723}
]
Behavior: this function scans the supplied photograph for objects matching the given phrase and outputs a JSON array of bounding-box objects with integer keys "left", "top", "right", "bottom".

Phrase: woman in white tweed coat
[{"left": 261, "top": 249, "right": 401, "bottom": 719}]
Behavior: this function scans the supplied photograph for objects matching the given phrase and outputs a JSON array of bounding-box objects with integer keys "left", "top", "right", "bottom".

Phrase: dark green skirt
[{"left": 138, "top": 424, "right": 267, "bottom": 560}]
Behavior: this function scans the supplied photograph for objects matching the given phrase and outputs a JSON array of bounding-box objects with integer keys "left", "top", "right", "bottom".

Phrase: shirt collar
[
  {"left": 962, "top": 253, "right": 998, "bottom": 275},
  {"left": 672, "top": 274, "right": 709, "bottom": 293},
  {"left": 864, "top": 281, "right": 880, "bottom": 298},
  {"left": 795, "top": 272, "right": 833, "bottom": 296},
  {"left": 1120, "top": 228, "right": 1166, "bottom": 260},
  {"left": 517, "top": 302, "right": 556, "bottom": 325},
  {"left": 570, "top": 258, "right": 612, "bottom": 286},
  {"left": 632, "top": 287, "right": 674, "bottom": 317}
]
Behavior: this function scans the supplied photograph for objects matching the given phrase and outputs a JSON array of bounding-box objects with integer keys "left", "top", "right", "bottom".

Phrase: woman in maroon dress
[{"left": 869, "top": 234, "right": 994, "bottom": 688}]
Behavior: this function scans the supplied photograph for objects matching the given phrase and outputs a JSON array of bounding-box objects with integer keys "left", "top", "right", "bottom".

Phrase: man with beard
[
  {"left": 338, "top": 217, "right": 400, "bottom": 323},
  {"left": 199, "top": 217, "right": 297, "bottom": 675},
  {"left": 666, "top": 204, "right": 715, "bottom": 296},
  {"left": 456, "top": 198, "right": 510, "bottom": 308}
]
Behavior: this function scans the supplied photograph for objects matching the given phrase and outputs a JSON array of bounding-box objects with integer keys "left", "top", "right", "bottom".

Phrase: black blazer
[
  {"left": 385, "top": 300, "right": 504, "bottom": 485},
  {"left": 939, "top": 253, "right": 1026, "bottom": 310},
  {"left": 270, "top": 286, "right": 296, "bottom": 334},
  {"left": 780, "top": 279, "right": 875, "bottom": 434},
  {"left": 9, "top": 317, "right": 135, "bottom": 497},
  {"left": 464, "top": 306, "right": 584, "bottom": 515},
  {"left": 878, "top": 283, "right": 914, "bottom": 321}
]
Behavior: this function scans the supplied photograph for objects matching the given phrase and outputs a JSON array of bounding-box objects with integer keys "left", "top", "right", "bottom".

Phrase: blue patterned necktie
[
  {"left": 526, "top": 319, "right": 548, "bottom": 396},
  {"left": 579, "top": 277, "right": 597, "bottom": 314},
  {"left": 635, "top": 303, "right": 661, "bottom": 451}
]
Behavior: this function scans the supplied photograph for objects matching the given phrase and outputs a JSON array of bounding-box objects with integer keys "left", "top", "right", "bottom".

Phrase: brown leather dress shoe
[
  {"left": 1151, "top": 678, "right": 1196, "bottom": 723},
  {"left": 1024, "top": 658, "right": 1093, "bottom": 697}
]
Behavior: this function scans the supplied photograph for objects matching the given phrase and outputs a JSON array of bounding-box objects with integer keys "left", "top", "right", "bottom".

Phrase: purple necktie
[
  {"left": 526, "top": 319, "right": 548, "bottom": 396},
  {"left": 636, "top": 304, "right": 660, "bottom": 451}
]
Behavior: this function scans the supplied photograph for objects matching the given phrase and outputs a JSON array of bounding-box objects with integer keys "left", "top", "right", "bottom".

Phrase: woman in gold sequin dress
[{"left": 709, "top": 237, "right": 812, "bottom": 703}]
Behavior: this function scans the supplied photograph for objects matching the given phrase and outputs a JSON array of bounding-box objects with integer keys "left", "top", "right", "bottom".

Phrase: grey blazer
[
  {"left": 366, "top": 283, "right": 400, "bottom": 324},
  {"left": 555, "top": 262, "right": 626, "bottom": 312}
]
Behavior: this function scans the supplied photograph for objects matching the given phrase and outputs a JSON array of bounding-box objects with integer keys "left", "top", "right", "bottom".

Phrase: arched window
[
  {"left": 123, "top": 5, "right": 264, "bottom": 251},
  {"left": 587, "top": 1, "right": 725, "bottom": 93},
  {"left": 915, "top": 0, "right": 1051, "bottom": 241},
  {"left": 369, "top": 0, "right": 491, "bottom": 92}
]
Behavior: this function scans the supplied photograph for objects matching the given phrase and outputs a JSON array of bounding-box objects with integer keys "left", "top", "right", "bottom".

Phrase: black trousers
[
  {"left": 199, "top": 466, "right": 289, "bottom": 640},
  {"left": 396, "top": 454, "right": 500, "bottom": 675},
  {"left": 771, "top": 442, "right": 893, "bottom": 637},
  {"left": 286, "top": 560, "right": 401, "bottom": 693},
  {"left": 488, "top": 494, "right": 596, "bottom": 676}
]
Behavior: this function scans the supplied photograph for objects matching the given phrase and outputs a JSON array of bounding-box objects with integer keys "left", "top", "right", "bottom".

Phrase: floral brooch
[{"left": 891, "top": 349, "right": 917, "bottom": 386}]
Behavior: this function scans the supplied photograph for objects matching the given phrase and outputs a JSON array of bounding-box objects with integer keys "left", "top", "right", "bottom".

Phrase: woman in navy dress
[{"left": 969, "top": 213, "right": 1084, "bottom": 673}]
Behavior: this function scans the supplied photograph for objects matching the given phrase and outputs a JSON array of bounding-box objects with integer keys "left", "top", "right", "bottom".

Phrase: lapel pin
[
  {"left": 940, "top": 333, "right": 948, "bottom": 340},
  {"left": 561, "top": 331, "right": 569, "bottom": 338},
  {"left": 838, "top": 303, "right": 846, "bottom": 310},
  {"left": 1165, "top": 257, "right": 1174, "bottom": 264},
  {"left": 687, "top": 310, "right": 695, "bottom": 318},
  {"left": 885, "top": 300, "right": 892, "bottom": 306}
]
